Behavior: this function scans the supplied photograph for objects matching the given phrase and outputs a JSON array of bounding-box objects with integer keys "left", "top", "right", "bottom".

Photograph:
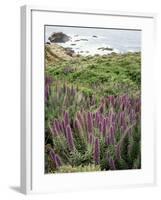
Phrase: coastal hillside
[
  {"left": 45, "top": 43, "right": 74, "bottom": 66},
  {"left": 45, "top": 46, "right": 141, "bottom": 97}
]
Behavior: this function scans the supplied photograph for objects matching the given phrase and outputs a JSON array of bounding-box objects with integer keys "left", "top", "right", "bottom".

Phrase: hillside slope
[{"left": 45, "top": 44, "right": 74, "bottom": 66}]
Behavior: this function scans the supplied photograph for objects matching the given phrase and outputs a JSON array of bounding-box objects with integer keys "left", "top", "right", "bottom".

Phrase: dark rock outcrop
[
  {"left": 64, "top": 47, "right": 75, "bottom": 56},
  {"left": 98, "top": 47, "right": 113, "bottom": 51},
  {"left": 48, "top": 32, "right": 70, "bottom": 43},
  {"left": 74, "top": 39, "right": 88, "bottom": 42}
]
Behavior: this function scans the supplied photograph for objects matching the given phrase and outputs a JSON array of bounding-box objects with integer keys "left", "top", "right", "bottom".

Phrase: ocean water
[{"left": 45, "top": 26, "right": 141, "bottom": 56}]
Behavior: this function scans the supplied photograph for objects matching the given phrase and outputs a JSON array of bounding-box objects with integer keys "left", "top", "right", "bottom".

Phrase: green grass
[{"left": 46, "top": 52, "right": 141, "bottom": 98}]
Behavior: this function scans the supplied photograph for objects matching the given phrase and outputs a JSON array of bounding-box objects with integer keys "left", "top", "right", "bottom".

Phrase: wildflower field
[{"left": 45, "top": 51, "right": 141, "bottom": 173}]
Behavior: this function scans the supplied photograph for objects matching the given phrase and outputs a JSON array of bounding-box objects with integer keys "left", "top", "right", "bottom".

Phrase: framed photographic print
[{"left": 21, "top": 5, "right": 156, "bottom": 194}]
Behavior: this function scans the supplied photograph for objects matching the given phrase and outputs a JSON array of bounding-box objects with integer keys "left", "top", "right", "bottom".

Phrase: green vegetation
[
  {"left": 45, "top": 50, "right": 141, "bottom": 174},
  {"left": 46, "top": 52, "right": 141, "bottom": 97}
]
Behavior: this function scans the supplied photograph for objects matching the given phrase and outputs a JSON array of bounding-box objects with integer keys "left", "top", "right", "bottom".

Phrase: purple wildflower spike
[
  {"left": 99, "top": 114, "right": 103, "bottom": 123},
  {"left": 99, "top": 122, "right": 102, "bottom": 133},
  {"left": 50, "top": 150, "right": 56, "bottom": 162},
  {"left": 66, "top": 125, "right": 75, "bottom": 151},
  {"left": 94, "top": 138, "right": 100, "bottom": 165},
  {"left": 54, "top": 119, "right": 61, "bottom": 133},
  {"left": 58, "top": 121, "right": 63, "bottom": 132},
  {"left": 110, "top": 125, "right": 115, "bottom": 136},
  {"left": 87, "top": 112, "right": 93, "bottom": 133},
  {"left": 111, "top": 113, "right": 115, "bottom": 123},
  {"left": 45, "top": 85, "right": 49, "bottom": 103},
  {"left": 95, "top": 112, "right": 100, "bottom": 127},
  {"left": 102, "top": 118, "right": 107, "bottom": 136},
  {"left": 119, "top": 112, "right": 125, "bottom": 126},
  {"left": 64, "top": 111, "right": 69, "bottom": 127},
  {"left": 49, "top": 150, "right": 62, "bottom": 168},
  {"left": 109, "top": 126, "right": 115, "bottom": 144},
  {"left": 55, "top": 154, "right": 62, "bottom": 167},
  {"left": 45, "top": 76, "right": 52, "bottom": 103}
]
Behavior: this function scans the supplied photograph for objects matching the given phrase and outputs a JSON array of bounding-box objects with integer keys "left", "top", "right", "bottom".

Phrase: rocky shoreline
[
  {"left": 45, "top": 42, "right": 140, "bottom": 67},
  {"left": 46, "top": 31, "right": 120, "bottom": 56}
]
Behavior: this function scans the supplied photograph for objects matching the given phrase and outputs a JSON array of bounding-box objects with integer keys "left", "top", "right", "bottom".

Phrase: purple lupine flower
[
  {"left": 99, "top": 114, "right": 103, "bottom": 123},
  {"left": 95, "top": 112, "right": 100, "bottom": 127},
  {"left": 110, "top": 125, "right": 115, "bottom": 136},
  {"left": 54, "top": 119, "right": 61, "bottom": 133},
  {"left": 55, "top": 154, "right": 62, "bottom": 167},
  {"left": 119, "top": 112, "right": 125, "bottom": 126},
  {"left": 109, "top": 126, "right": 115, "bottom": 144},
  {"left": 58, "top": 121, "right": 63, "bottom": 132},
  {"left": 45, "top": 85, "right": 49, "bottom": 103},
  {"left": 94, "top": 138, "right": 100, "bottom": 165},
  {"left": 64, "top": 111, "right": 69, "bottom": 127},
  {"left": 102, "top": 118, "right": 107, "bottom": 136},
  {"left": 135, "top": 99, "right": 141, "bottom": 113},
  {"left": 122, "top": 120, "right": 127, "bottom": 132},
  {"left": 49, "top": 150, "right": 62, "bottom": 168},
  {"left": 66, "top": 125, "right": 75, "bottom": 151},
  {"left": 108, "top": 157, "right": 116, "bottom": 170},
  {"left": 45, "top": 76, "right": 52, "bottom": 103},
  {"left": 111, "top": 113, "right": 115, "bottom": 123},
  {"left": 50, "top": 150, "right": 56, "bottom": 163},
  {"left": 87, "top": 112, "right": 93, "bottom": 133},
  {"left": 99, "top": 122, "right": 102, "bottom": 133},
  {"left": 52, "top": 123, "right": 59, "bottom": 136}
]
